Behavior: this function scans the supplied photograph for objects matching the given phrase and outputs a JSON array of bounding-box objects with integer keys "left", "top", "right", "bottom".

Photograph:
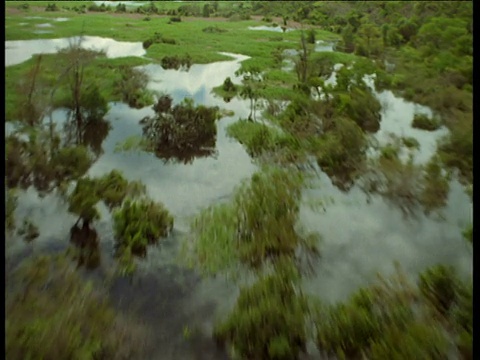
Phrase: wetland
[{"left": 5, "top": 2, "right": 472, "bottom": 359}]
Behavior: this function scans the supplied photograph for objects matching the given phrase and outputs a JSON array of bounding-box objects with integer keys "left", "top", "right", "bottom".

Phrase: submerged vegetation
[{"left": 5, "top": 1, "right": 472, "bottom": 359}]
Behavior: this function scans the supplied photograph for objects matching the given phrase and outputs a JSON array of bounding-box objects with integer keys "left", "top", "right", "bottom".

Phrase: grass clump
[
  {"left": 314, "top": 265, "right": 469, "bottom": 359},
  {"left": 412, "top": 113, "right": 442, "bottom": 131},
  {"left": 214, "top": 260, "right": 309, "bottom": 360},
  {"left": 401, "top": 136, "right": 420, "bottom": 149},
  {"left": 113, "top": 198, "right": 174, "bottom": 258},
  {"left": 227, "top": 119, "right": 304, "bottom": 164},
  {"left": 203, "top": 26, "right": 227, "bottom": 33},
  {"left": 184, "top": 167, "right": 319, "bottom": 275}
]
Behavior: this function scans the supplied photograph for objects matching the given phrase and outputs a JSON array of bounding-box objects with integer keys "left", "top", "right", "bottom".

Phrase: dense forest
[{"left": 5, "top": 1, "right": 472, "bottom": 359}]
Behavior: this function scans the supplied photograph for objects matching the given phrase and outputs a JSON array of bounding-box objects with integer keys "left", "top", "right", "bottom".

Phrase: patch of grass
[
  {"left": 412, "top": 113, "right": 442, "bottom": 131},
  {"left": 401, "top": 136, "right": 420, "bottom": 149},
  {"left": 6, "top": 253, "right": 148, "bottom": 359},
  {"left": 227, "top": 119, "right": 305, "bottom": 164}
]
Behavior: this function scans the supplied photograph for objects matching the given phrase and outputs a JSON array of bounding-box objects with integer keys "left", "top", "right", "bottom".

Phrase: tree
[
  {"left": 17, "top": 55, "right": 45, "bottom": 126},
  {"left": 58, "top": 36, "right": 108, "bottom": 145},
  {"left": 236, "top": 66, "right": 264, "bottom": 121},
  {"left": 356, "top": 22, "right": 382, "bottom": 57},
  {"left": 202, "top": 3, "right": 210, "bottom": 17},
  {"left": 140, "top": 95, "right": 219, "bottom": 163},
  {"left": 295, "top": 31, "right": 310, "bottom": 84}
]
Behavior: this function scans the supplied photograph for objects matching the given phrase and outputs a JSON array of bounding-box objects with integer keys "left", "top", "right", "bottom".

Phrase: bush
[
  {"left": 418, "top": 264, "right": 460, "bottom": 316},
  {"left": 169, "top": 16, "right": 182, "bottom": 22},
  {"left": 412, "top": 113, "right": 441, "bottom": 131},
  {"left": 202, "top": 26, "right": 227, "bottom": 33},
  {"left": 222, "top": 77, "right": 236, "bottom": 92},
  {"left": 160, "top": 54, "right": 191, "bottom": 70},
  {"left": 401, "top": 136, "right": 420, "bottom": 149},
  {"left": 113, "top": 199, "right": 173, "bottom": 257},
  {"left": 140, "top": 95, "right": 219, "bottom": 163},
  {"left": 214, "top": 262, "right": 308, "bottom": 360},
  {"left": 45, "top": 3, "right": 58, "bottom": 11},
  {"left": 6, "top": 255, "right": 146, "bottom": 359}
]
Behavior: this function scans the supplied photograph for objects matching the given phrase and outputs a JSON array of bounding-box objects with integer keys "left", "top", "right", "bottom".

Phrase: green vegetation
[
  {"left": 140, "top": 95, "right": 220, "bottom": 163},
  {"left": 17, "top": 218, "right": 40, "bottom": 242},
  {"left": 401, "top": 136, "right": 420, "bottom": 149},
  {"left": 362, "top": 151, "right": 451, "bottom": 216},
  {"left": 314, "top": 265, "right": 471, "bottom": 360},
  {"left": 6, "top": 254, "right": 147, "bottom": 359},
  {"left": 6, "top": 189, "right": 18, "bottom": 234},
  {"left": 113, "top": 198, "right": 173, "bottom": 270},
  {"left": 6, "top": 131, "right": 93, "bottom": 192},
  {"left": 412, "top": 113, "right": 442, "bottom": 131},
  {"left": 5, "top": 2, "right": 472, "bottom": 359},
  {"left": 226, "top": 119, "right": 305, "bottom": 165},
  {"left": 214, "top": 260, "right": 309, "bottom": 360},
  {"left": 67, "top": 170, "right": 146, "bottom": 226},
  {"left": 185, "top": 167, "right": 319, "bottom": 275},
  {"left": 114, "top": 65, "right": 154, "bottom": 108}
]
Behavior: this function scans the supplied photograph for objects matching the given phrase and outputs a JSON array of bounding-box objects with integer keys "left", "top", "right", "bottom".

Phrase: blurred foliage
[
  {"left": 314, "top": 264, "right": 471, "bottom": 359},
  {"left": 214, "top": 259, "right": 309, "bottom": 360},
  {"left": 6, "top": 254, "right": 148, "bottom": 359},
  {"left": 184, "top": 167, "right": 319, "bottom": 275}
]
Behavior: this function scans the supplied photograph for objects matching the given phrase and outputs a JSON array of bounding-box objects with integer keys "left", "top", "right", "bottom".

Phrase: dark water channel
[{"left": 5, "top": 36, "right": 472, "bottom": 359}]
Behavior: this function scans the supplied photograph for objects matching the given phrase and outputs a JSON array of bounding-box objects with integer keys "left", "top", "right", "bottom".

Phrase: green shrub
[
  {"left": 113, "top": 199, "right": 173, "bottom": 257},
  {"left": 214, "top": 262, "right": 308, "bottom": 360},
  {"left": 418, "top": 264, "right": 460, "bottom": 316},
  {"left": 412, "top": 113, "right": 442, "bottom": 131},
  {"left": 401, "top": 136, "right": 420, "bottom": 149},
  {"left": 45, "top": 3, "right": 58, "bottom": 11},
  {"left": 141, "top": 95, "right": 218, "bottom": 162},
  {"left": 202, "top": 26, "right": 227, "bottom": 33},
  {"left": 6, "top": 255, "right": 145, "bottom": 359}
]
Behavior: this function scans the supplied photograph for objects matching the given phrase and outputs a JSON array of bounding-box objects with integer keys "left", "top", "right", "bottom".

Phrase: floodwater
[
  {"left": 367, "top": 76, "right": 450, "bottom": 164},
  {"left": 6, "top": 47, "right": 256, "bottom": 359},
  {"left": 315, "top": 40, "right": 335, "bottom": 52},
  {"left": 248, "top": 25, "right": 295, "bottom": 33},
  {"left": 5, "top": 36, "right": 146, "bottom": 67},
  {"left": 93, "top": 1, "right": 146, "bottom": 7},
  {"left": 6, "top": 35, "right": 472, "bottom": 359}
]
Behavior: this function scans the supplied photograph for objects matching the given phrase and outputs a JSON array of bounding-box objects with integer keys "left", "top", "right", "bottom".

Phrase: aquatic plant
[
  {"left": 214, "top": 260, "right": 308, "bottom": 360},
  {"left": 113, "top": 198, "right": 174, "bottom": 257}
]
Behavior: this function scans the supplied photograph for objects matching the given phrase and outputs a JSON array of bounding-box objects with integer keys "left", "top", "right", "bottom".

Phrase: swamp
[{"left": 5, "top": 1, "right": 472, "bottom": 359}]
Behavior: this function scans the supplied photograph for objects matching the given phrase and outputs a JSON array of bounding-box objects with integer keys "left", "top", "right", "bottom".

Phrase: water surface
[
  {"left": 5, "top": 36, "right": 146, "bottom": 67},
  {"left": 248, "top": 25, "right": 294, "bottom": 33}
]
